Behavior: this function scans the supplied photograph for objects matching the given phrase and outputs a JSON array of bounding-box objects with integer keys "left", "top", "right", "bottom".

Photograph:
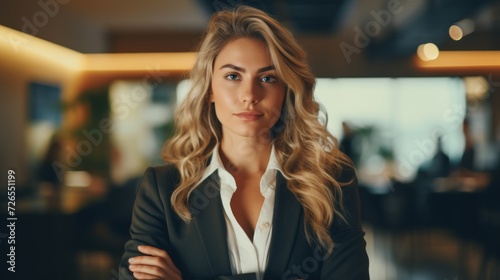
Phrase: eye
[
  {"left": 225, "top": 73, "right": 240, "bottom": 81},
  {"left": 261, "top": 75, "right": 277, "bottom": 83}
]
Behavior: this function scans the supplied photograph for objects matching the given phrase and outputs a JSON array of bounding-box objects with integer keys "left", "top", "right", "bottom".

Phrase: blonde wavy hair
[{"left": 162, "top": 5, "right": 352, "bottom": 254}]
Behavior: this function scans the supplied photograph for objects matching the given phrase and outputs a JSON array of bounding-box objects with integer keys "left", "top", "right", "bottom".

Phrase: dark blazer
[{"left": 119, "top": 163, "right": 369, "bottom": 280}]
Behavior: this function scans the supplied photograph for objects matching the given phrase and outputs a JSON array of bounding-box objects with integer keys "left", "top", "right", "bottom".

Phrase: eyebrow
[{"left": 219, "top": 64, "right": 275, "bottom": 73}]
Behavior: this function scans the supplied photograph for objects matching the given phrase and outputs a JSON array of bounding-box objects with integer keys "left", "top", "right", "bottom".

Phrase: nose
[{"left": 240, "top": 79, "right": 260, "bottom": 104}]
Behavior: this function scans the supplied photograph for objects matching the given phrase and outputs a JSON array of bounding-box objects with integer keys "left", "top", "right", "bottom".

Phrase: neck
[{"left": 219, "top": 134, "right": 272, "bottom": 176}]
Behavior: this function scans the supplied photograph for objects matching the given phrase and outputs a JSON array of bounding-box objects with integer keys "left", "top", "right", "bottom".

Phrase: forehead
[{"left": 214, "top": 37, "right": 273, "bottom": 69}]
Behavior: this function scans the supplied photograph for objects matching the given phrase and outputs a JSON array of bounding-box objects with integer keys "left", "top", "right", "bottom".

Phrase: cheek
[
  {"left": 220, "top": 82, "right": 241, "bottom": 101},
  {"left": 212, "top": 90, "right": 237, "bottom": 116}
]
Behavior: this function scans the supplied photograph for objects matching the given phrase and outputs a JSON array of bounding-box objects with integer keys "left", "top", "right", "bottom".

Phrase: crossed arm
[{"left": 127, "top": 245, "right": 182, "bottom": 279}]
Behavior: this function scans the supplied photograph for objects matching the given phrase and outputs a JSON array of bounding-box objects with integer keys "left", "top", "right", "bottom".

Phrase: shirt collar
[
  {"left": 199, "top": 143, "right": 283, "bottom": 194},
  {"left": 199, "top": 143, "right": 226, "bottom": 185},
  {"left": 266, "top": 144, "right": 282, "bottom": 174}
]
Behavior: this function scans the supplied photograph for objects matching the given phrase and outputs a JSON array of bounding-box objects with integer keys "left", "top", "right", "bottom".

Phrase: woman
[{"left": 120, "top": 5, "right": 369, "bottom": 280}]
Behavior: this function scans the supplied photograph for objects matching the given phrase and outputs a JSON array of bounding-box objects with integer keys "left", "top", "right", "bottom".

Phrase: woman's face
[{"left": 210, "top": 37, "right": 286, "bottom": 141}]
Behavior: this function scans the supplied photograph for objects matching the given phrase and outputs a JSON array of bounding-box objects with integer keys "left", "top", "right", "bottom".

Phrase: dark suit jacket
[{"left": 119, "top": 163, "right": 369, "bottom": 280}]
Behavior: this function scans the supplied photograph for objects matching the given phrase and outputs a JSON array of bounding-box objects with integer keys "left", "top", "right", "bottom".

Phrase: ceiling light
[
  {"left": 449, "top": 25, "right": 463, "bottom": 41},
  {"left": 417, "top": 43, "right": 439, "bottom": 61}
]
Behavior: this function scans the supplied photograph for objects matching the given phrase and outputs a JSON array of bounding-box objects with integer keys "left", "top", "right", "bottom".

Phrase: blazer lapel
[
  {"left": 190, "top": 171, "right": 233, "bottom": 276},
  {"left": 264, "top": 172, "right": 302, "bottom": 279}
]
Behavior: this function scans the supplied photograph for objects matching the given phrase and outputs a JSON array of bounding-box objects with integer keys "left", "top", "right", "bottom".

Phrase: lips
[{"left": 234, "top": 111, "right": 264, "bottom": 121}]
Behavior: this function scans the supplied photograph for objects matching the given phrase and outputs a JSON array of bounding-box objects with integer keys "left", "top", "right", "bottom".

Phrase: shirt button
[{"left": 261, "top": 222, "right": 270, "bottom": 230}]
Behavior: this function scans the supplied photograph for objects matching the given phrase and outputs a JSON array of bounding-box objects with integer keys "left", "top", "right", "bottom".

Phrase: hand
[{"left": 128, "top": 245, "right": 182, "bottom": 280}]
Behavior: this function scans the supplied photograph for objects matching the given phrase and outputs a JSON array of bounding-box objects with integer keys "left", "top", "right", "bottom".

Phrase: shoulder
[
  {"left": 327, "top": 160, "right": 357, "bottom": 189},
  {"left": 331, "top": 162, "right": 362, "bottom": 229},
  {"left": 145, "top": 163, "right": 179, "bottom": 178},
  {"left": 334, "top": 162, "right": 359, "bottom": 201},
  {"left": 140, "top": 163, "right": 181, "bottom": 192},
  {"left": 147, "top": 163, "right": 180, "bottom": 177}
]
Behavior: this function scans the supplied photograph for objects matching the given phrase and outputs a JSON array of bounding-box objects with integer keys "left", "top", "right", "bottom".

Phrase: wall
[{"left": 0, "top": 25, "right": 85, "bottom": 186}]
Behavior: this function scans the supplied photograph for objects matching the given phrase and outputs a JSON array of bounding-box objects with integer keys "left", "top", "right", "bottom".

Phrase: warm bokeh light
[
  {"left": 84, "top": 52, "right": 197, "bottom": 72},
  {"left": 449, "top": 25, "right": 464, "bottom": 41},
  {"left": 417, "top": 43, "right": 440, "bottom": 61},
  {"left": 415, "top": 51, "right": 500, "bottom": 68},
  {"left": 64, "top": 171, "right": 92, "bottom": 188},
  {"left": 464, "top": 76, "right": 489, "bottom": 100}
]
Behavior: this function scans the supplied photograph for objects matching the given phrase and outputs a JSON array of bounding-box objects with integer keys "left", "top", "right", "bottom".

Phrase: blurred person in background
[
  {"left": 451, "top": 118, "right": 490, "bottom": 191},
  {"left": 120, "top": 5, "right": 369, "bottom": 280},
  {"left": 38, "top": 134, "right": 64, "bottom": 192},
  {"left": 428, "top": 136, "right": 451, "bottom": 179},
  {"left": 457, "top": 118, "right": 475, "bottom": 174}
]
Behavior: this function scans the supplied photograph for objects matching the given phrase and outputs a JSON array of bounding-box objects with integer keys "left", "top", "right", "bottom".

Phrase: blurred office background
[{"left": 1, "top": 0, "right": 500, "bottom": 279}]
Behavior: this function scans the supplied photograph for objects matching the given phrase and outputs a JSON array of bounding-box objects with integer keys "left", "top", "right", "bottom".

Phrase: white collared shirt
[{"left": 198, "top": 144, "right": 282, "bottom": 280}]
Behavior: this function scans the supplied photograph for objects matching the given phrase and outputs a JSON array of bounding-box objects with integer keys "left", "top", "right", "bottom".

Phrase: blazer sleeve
[
  {"left": 119, "top": 167, "right": 174, "bottom": 280},
  {"left": 320, "top": 166, "right": 370, "bottom": 280},
  {"left": 119, "top": 167, "right": 257, "bottom": 280}
]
